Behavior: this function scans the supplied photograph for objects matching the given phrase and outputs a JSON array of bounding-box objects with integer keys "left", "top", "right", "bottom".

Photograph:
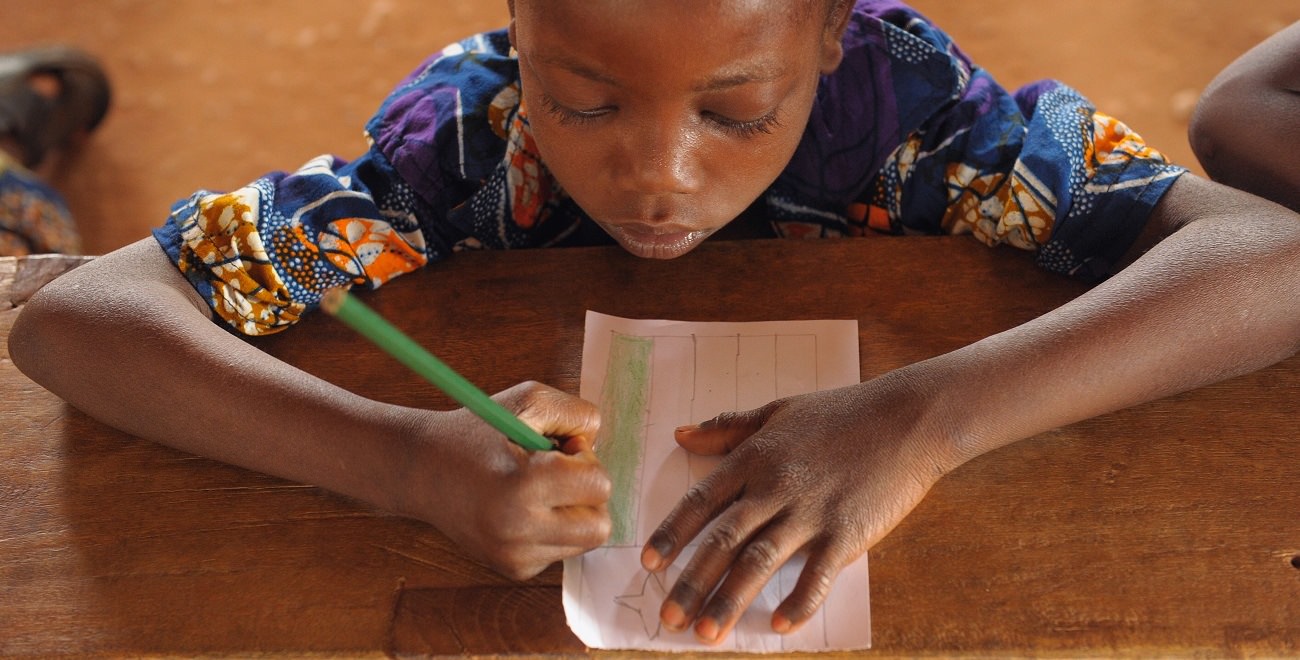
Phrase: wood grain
[{"left": 2, "top": 238, "right": 1297, "bottom": 657}]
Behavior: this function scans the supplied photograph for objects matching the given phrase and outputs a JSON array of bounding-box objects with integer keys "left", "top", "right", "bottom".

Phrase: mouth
[{"left": 601, "top": 222, "right": 714, "bottom": 259}]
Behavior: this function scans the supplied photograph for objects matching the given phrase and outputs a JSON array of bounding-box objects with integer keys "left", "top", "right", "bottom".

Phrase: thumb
[{"left": 674, "top": 406, "right": 772, "bottom": 456}]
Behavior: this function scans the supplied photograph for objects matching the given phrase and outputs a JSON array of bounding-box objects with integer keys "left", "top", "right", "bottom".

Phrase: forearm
[
  {"left": 909, "top": 177, "right": 1300, "bottom": 468},
  {"left": 9, "top": 239, "right": 423, "bottom": 514}
]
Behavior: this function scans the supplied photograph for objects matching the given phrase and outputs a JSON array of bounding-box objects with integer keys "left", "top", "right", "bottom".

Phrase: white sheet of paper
[{"left": 563, "top": 311, "right": 870, "bottom": 652}]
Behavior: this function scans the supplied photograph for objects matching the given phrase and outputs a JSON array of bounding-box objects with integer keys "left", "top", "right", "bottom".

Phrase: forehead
[
  {"left": 513, "top": 0, "right": 826, "bottom": 85},
  {"left": 513, "top": 0, "right": 825, "bottom": 21}
]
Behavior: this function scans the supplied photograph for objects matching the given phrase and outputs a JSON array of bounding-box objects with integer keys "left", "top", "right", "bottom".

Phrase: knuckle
[
  {"left": 677, "top": 481, "right": 716, "bottom": 514},
  {"left": 794, "top": 568, "right": 837, "bottom": 616},
  {"left": 587, "top": 476, "right": 613, "bottom": 503},
  {"left": 737, "top": 537, "right": 783, "bottom": 574},
  {"left": 710, "top": 410, "right": 746, "bottom": 427},
  {"left": 771, "top": 460, "right": 813, "bottom": 493},
  {"left": 486, "top": 541, "right": 547, "bottom": 581},
  {"left": 499, "top": 558, "right": 540, "bottom": 582},
  {"left": 701, "top": 520, "right": 748, "bottom": 555},
  {"left": 824, "top": 513, "right": 867, "bottom": 545},
  {"left": 590, "top": 516, "right": 612, "bottom": 547}
]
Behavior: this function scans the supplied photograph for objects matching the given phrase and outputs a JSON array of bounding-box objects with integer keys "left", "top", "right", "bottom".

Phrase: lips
[{"left": 601, "top": 221, "right": 713, "bottom": 259}]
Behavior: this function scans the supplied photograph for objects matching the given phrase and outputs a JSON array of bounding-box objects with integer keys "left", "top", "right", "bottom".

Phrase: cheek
[
  {"left": 528, "top": 124, "right": 600, "bottom": 208},
  {"left": 521, "top": 98, "right": 590, "bottom": 184}
]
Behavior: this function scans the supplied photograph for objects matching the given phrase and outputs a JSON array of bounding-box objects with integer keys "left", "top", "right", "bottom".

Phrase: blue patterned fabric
[
  {"left": 0, "top": 150, "right": 80, "bottom": 255},
  {"left": 154, "top": 0, "right": 1186, "bottom": 335}
]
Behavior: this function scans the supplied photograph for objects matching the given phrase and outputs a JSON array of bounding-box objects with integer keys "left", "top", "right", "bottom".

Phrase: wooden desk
[{"left": 2, "top": 239, "right": 1298, "bottom": 657}]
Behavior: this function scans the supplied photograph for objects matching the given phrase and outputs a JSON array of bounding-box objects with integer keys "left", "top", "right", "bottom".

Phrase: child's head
[{"left": 509, "top": 0, "right": 853, "bottom": 258}]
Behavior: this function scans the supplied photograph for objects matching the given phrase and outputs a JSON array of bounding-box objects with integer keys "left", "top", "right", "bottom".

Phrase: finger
[
  {"left": 556, "top": 433, "right": 596, "bottom": 455},
  {"left": 503, "top": 381, "right": 602, "bottom": 445},
  {"left": 528, "top": 450, "right": 611, "bottom": 508},
  {"left": 771, "top": 538, "right": 861, "bottom": 634},
  {"left": 640, "top": 467, "right": 742, "bottom": 571},
  {"left": 657, "top": 498, "right": 777, "bottom": 634},
  {"left": 488, "top": 540, "right": 602, "bottom": 581},
  {"left": 487, "top": 501, "right": 610, "bottom": 574},
  {"left": 691, "top": 521, "right": 809, "bottom": 645},
  {"left": 536, "top": 500, "right": 612, "bottom": 549},
  {"left": 675, "top": 405, "right": 772, "bottom": 455}
]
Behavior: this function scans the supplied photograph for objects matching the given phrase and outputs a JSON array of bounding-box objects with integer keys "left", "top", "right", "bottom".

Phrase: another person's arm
[
  {"left": 642, "top": 172, "right": 1300, "bottom": 644},
  {"left": 9, "top": 237, "right": 611, "bottom": 581},
  {"left": 1190, "top": 20, "right": 1300, "bottom": 211}
]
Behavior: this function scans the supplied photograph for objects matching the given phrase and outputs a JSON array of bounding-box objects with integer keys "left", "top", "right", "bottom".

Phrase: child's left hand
[{"left": 640, "top": 373, "right": 957, "bottom": 645}]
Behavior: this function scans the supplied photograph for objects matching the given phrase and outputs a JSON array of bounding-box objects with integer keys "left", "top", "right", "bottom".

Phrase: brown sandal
[{"left": 0, "top": 46, "right": 111, "bottom": 169}]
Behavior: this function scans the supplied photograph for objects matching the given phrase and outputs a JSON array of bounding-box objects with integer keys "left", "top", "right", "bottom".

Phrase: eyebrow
[
  {"left": 692, "top": 67, "right": 784, "bottom": 92},
  {"left": 534, "top": 55, "right": 623, "bottom": 87},
  {"left": 534, "top": 55, "right": 785, "bottom": 92}
]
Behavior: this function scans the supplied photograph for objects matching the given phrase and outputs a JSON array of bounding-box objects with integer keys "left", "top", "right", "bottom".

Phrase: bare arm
[
  {"left": 919, "top": 174, "right": 1299, "bottom": 459},
  {"left": 8, "top": 238, "right": 611, "bottom": 579},
  {"left": 1190, "top": 20, "right": 1300, "bottom": 212},
  {"left": 643, "top": 173, "right": 1300, "bottom": 644}
]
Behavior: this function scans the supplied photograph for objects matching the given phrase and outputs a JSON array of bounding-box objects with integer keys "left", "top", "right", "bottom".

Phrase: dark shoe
[{"left": 0, "top": 46, "right": 111, "bottom": 169}]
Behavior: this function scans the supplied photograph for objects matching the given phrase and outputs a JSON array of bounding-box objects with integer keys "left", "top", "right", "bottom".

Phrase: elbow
[
  {"left": 9, "top": 283, "right": 75, "bottom": 388},
  {"left": 7, "top": 273, "right": 108, "bottom": 392},
  {"left": 1187, "top": 87, "right": 1230, "bottom": 179}
]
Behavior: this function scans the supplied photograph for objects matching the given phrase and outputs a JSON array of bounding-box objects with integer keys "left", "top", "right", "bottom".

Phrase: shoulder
[
  {"left": 835, "top": 0, "right": 971, "bottom": 113},
  {"left": 777, "top": 1, "right": 972, "bottom": 206},
  {"left": 364, "top": 29, "right": 521, "bottom": 203}
]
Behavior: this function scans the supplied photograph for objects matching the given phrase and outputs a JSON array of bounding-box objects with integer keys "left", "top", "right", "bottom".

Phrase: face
[{"left": 511, "top": 0, "right": 846, "bottom": 258}]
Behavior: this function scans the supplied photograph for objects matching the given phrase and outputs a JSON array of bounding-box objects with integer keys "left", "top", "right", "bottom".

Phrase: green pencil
[{"left": 319, "top": 288, "right": 554, "bottom": 451}]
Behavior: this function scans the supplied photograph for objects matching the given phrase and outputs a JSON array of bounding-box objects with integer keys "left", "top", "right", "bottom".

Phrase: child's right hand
[{"left": 400, "top": 380, "right": 611, "bottom": 580}]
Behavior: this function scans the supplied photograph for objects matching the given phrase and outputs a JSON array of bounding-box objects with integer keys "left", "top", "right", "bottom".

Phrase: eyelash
[
  {"left": 538, "top": 93, "right": 781, "bottom": 139},
  {"left": 539, "top": 93, "right": 609, "bottom": 126},
  {"left": 711, "top": 110, "right": 782, "bottom": 138}
]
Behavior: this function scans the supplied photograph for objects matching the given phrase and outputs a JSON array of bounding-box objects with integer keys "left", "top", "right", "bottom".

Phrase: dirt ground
[{"left": 3, "top": 1, "right": 1297, "bottom": 255}]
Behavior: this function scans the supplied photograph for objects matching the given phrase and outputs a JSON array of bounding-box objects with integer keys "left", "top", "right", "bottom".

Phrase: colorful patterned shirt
[
  {"left": 0, "top": 150, "right": 81, "bottom": 256},
  {"left": 154, "top": 0, "right": 1186, "bottom": 336}
]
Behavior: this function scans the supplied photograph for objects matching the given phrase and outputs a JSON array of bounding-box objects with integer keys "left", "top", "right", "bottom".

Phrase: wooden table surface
[{"left": 2, "top": 238, "right": 1298, "bottom": 658}]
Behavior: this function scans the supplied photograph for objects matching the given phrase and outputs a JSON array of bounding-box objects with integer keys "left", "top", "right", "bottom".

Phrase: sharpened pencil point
[{"left": 320, "top": 287, "right": 347, "bottom": 314}]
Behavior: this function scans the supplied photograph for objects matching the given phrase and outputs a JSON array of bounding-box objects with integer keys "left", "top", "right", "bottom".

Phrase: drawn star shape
[{"left": 614, "top": 569, "right": 670, "bottom": 640}]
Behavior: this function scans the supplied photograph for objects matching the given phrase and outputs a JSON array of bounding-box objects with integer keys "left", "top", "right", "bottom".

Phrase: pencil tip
[{"left": 320, "top": 287, "right": 346, "bottom": 314}]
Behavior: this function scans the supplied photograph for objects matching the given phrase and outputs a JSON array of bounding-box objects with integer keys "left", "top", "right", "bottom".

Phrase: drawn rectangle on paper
[
  {"left": 594, "top": 333, "right": 653, "bottom": 545},
  {"left": 563, "top": 311, "right": 869, "bottom": 653}
]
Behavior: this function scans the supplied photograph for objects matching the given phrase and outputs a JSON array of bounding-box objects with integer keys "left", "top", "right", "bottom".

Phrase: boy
[{"left": 11, "top": 0, "right": 1300, "bottom": 646}]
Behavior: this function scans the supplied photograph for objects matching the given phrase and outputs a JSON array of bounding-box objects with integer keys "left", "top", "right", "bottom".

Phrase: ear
[{"left": 819, "top": 2, "right": 853, "bottom": 74}]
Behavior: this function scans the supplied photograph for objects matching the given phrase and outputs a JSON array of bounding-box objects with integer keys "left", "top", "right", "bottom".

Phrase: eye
[
  {"left": 539, "top": 93, "right": 614, "bottom": 126},
  {"left": 705, "top": 109, "right": 782, "bottom": 139}
]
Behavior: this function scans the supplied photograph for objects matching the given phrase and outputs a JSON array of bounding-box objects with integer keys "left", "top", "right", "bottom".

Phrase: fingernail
[
  {"left": 674, "top": 424, "right": 698, "bottom": 434},
  {"left": 695, "top": 617, "right": 720, "bottom": 644},
  {"left": 772, "top": 612, "right": 792, "bottom": 634},
  {"left": 661, "top": 601, "right": 688, "bottom": 632},
  {"left": 640, "top": 545, "right": 663, "bottom": 571}
]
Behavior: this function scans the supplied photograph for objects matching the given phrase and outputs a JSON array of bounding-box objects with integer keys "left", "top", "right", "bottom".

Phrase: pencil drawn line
[{"left": 614, "top": 570, "right": 669, "bottom": 640}]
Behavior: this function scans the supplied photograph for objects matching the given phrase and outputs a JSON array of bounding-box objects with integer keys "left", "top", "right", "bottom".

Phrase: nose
[{"left": 615, "top": 116, "right": 701, "bottom": 196}]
